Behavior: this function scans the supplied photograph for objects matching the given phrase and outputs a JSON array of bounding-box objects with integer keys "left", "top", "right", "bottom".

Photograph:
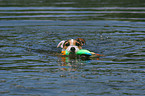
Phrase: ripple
[
  {"left": 0, "top": 2, "right": 145, "bottom": 96},
  {"left": 0, "top": 7, "right": 145, "bottom": 21}
]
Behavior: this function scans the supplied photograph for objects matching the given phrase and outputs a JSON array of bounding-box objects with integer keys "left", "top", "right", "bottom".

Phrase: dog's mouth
[{"left": 68, "top": 47, "right": 77, "bottom": 59}]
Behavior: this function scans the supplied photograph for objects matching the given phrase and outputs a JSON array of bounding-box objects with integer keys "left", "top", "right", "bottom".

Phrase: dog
[{"left": 57, "top": 38, "right": 85, "bottom": 58}]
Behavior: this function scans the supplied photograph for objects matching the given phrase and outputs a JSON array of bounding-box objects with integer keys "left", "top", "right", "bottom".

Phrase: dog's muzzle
[
  {"left": 70, "top": 47, "right": 75, "bottom": 52},
  {"left": 66, "top": 46, "right": 79, "bottom": 52}
]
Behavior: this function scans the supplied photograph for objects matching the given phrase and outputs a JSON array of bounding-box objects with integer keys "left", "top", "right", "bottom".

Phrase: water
[{"left": 0, "top": 0, "right": 145, "bottom": 96}]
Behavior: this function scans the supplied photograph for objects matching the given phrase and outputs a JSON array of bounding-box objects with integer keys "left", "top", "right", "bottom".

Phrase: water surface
[{"left": 0, "top": 0, "right": 145, "bottom": 96}]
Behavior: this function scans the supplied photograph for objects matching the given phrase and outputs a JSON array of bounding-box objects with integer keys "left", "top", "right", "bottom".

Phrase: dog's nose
[{"left": 70, "top": 47, "right": 75, "bottom": 52}]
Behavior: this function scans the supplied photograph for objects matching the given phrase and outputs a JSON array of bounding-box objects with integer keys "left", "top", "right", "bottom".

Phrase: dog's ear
[
  {"left": 76, "top": 38, "right": 86, "bottom": 46},
  {"left": 57, "top": 40, "right": 66, "bottom": 48}
]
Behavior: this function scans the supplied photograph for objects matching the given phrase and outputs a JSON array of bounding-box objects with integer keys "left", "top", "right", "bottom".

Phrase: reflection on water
[
  {"left": 58, "top": 57, "right": 83, "bottom": 72},
  {"left": 0, "top": 0, "right": 145, "bottom": 96}
]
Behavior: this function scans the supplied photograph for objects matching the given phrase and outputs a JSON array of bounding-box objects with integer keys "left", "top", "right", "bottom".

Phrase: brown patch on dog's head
[
  {"left": 63, "top": 39, "right": 82, "bottom": 51},
  {"left": 58, "top": 38, "right": 86, "bottom": 53},
  {"left": 76, "top": 38, "right": 85, "bottom": 46}
]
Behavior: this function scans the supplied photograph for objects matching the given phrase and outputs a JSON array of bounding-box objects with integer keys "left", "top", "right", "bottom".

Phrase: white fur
[
  {"left": 57, "top": 39, "right": 80, "bottom": 52},
  {"left": 66, "top": 46, "right": 79, "bottom": 52},
  {"left": 70, "top": 39, "right": 74, "bottom": 46},
  {"left": 57, "top": 40, "right": 65, "bottom": 48}
]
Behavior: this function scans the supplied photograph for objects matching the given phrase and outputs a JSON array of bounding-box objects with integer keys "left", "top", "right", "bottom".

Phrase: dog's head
[{"left": 57, "top": 38, "right": 85, "bottom": 53}]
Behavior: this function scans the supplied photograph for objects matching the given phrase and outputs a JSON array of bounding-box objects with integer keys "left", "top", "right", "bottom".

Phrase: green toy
[
  {"left": 76, "top": 49, "right": 92, "bottom": 56},
  {"left": 61, "top": 49, "right": 92, "bottom": 56}
]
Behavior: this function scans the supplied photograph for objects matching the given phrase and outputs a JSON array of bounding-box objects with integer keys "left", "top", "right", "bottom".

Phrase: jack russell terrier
[
  {"left": 57, "top": 38, "right": 85, "bottom": 58},
  {"left": 57, "top": 38, "right": 103, "bottom": 60}
]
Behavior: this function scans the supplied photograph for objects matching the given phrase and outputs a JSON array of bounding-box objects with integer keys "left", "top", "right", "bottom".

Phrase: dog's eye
[
  {"left": 76, "top": 42, "right": 80, "bottom": 46},
  {"left": 65, "top": 43, "right": 70, "bottom": 46}
]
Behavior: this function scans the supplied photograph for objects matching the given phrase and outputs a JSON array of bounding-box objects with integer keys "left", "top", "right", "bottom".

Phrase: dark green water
[{"left": 0, "top": 0, "right": 145, "bottom": 96}]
